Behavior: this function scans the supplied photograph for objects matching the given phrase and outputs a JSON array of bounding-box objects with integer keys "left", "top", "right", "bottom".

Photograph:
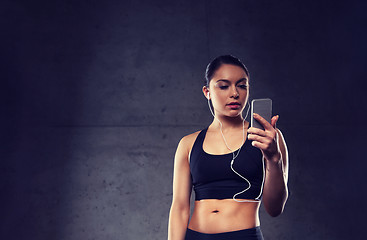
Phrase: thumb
[{"left": 271, "top": 115, "right": 279, "bottom": 128}]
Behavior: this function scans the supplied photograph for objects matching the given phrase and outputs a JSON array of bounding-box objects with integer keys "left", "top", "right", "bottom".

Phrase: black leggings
[{"left": 185, "top": 227, "right": 264, "bottom": 240}]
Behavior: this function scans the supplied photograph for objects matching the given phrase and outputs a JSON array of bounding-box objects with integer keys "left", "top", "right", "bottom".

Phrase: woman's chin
[{"left": 225, "top": 111, "right": 243, "bottom": 118}]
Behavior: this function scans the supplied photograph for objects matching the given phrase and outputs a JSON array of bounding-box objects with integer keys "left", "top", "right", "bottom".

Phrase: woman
[{"left": 168, "top": 55, "right": 289, "bottom": 240}]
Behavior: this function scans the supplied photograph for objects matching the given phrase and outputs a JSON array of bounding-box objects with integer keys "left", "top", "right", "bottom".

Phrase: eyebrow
[{"left": 216, "top": 78, "right": 248, "bottom": 84}]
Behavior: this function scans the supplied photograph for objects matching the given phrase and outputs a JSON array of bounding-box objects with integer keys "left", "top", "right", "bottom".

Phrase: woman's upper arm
[
  {"left": 276, "top": 128, "right": 289, "bottom": 183},
  {"left": 171, "top": 135, "right": 193, "bottom": 207}
]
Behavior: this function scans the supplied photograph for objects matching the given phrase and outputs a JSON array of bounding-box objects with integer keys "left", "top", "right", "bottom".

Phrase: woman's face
[{"left": 204, "top": 64, "right": 249, "bottom": 118}]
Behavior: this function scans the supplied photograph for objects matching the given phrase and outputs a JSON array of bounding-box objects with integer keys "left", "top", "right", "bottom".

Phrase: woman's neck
[{"left": 210, "top": 115, "right": 245, "bottom": 131}]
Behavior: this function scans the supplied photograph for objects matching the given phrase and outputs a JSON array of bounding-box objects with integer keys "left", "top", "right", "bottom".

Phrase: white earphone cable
[{"left": 207, "top": 95, "right": 264, "bottom": 203}]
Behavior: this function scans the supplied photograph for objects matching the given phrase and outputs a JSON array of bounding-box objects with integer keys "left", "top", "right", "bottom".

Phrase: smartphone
[{"left": 251, "top": 98, "right": 272, "bottom": 130}]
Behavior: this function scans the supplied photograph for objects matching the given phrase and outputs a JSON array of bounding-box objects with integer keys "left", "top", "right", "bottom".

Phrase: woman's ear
[{"left": 203, "top": 86, "right": 210, "bottom": 99}]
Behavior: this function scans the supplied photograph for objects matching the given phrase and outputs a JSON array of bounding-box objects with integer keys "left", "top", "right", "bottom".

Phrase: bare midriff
[{"left": 188, "top": 199, "right": 260, "bottom": 234}]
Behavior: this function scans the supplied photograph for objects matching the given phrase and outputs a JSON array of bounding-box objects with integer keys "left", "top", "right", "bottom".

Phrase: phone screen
[{"left": 251, "top": 98, "right": 272, "bottom": 130}]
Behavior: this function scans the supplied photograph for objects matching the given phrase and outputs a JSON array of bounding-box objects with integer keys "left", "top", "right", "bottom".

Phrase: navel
[{"left": 211, "top": 210, "right": 219, "bottom": 213}]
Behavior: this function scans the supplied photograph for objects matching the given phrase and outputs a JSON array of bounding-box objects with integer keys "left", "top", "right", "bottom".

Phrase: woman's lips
[{"left": 227, "top": 103, "right": 241, "bottom": 109}]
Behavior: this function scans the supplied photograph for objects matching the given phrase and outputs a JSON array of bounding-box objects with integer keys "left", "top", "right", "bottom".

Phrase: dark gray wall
[{"left": 2, "top": 0, "right": 366, "bottom": 239}]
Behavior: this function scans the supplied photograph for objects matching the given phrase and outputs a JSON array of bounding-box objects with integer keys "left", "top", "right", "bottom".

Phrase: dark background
[{"left": 1, "top": 0, "right": 366, "bottom": 239}]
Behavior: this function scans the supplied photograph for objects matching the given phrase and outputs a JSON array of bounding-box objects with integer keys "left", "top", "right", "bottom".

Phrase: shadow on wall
[{"left": 0, "top": 1, "right": 92, "bottom": 239}]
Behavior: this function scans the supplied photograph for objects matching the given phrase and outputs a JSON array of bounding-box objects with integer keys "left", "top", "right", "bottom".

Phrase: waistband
[{"left": 185, "top": 226, "right": 264, "bottom": 240}]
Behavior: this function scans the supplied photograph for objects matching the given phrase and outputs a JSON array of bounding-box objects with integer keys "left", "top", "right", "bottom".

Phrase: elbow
[
  {"left": 170, "top": 200, "right": 190, "bottom": 211},
  {"left": 168, "top": 202, "right": 191, "bottom": 239},
  {"left": 266, "top": 201, "right": 286, "bottom": 217},
  {"left": 264, "top": 191, "right": 288, "bottom": 218},
  {"left": 169, "top": 202, "right": 191, "bottom": 219},
  {"left": 267, "top": 207, "right": 284, "bottom": 217}
]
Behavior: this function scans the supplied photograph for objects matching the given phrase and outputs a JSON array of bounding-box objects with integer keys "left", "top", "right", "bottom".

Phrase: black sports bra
[{"left": 189, "top": 127, "right": 265, "bottom": 201}]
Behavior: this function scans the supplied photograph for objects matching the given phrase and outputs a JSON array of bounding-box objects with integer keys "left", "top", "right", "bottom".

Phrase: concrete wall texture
[{"left": 2, "top": 0, "right": 367, "bottom": 239}]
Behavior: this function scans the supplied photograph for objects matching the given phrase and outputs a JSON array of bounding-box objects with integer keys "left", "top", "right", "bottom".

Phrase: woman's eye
[
  {"left": 238, "top": 85, "right": 248, "bottom": 89},
  {"left": 219, "top": 86, "right": 229, "bottom": 90}
]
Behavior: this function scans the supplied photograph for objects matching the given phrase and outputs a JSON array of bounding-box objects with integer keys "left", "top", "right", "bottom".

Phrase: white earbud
[{"left": 207, "top": 92, "right": 210, "bottom": 99}]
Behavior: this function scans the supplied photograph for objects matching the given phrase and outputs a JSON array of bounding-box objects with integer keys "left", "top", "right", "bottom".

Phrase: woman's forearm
[
  {"left": 168, "top": 204, "right": 190, "bottom": 240},
  {"left": 262, "top": 155, "right": 288, "bottom": 217}
]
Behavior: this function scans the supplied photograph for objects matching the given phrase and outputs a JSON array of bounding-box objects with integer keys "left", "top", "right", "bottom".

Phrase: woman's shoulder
[
  {"left": 176, "top": 129, "right": 204, "bottom": 154},
  {"left": 176, "top": 130, "right": 201, "bottom": 159},
  {"left": 179, "top": 130, "right": 201, "bottom": 147}
]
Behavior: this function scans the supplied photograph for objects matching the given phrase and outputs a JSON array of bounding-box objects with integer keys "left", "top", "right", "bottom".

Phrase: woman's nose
[{"left": 231, "top": 86, "right": 239, "bottom": 98}]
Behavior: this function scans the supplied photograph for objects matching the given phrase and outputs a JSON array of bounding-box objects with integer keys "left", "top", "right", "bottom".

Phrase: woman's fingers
[
  {"left": 248, "top": 126, "right": 276, "bottom": 139},
  {"left": 252, "top": 113, "right": 273, "bottom": 131},
  {"left": 271, "top": 115, "right": 279, "bottom": 128},
  {"left": 251, "top": 141, "right": 268, "bottom": 150},
  {"left": 248, "top": 114, "right": 280, "bottom": 157},
  {"left": 247, "top": 127, "right": 267, "bottom": 137},
  {"left": 248, "top": 134, "right": 273, "bottom": 146},
  {"left": 248, "top": 133, "right": 268, "bottom": 142}
]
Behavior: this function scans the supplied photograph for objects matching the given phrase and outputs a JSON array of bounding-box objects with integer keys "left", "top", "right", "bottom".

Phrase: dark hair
[{"left": 204, "top": 55, "right": 249, "bottom": 86}]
